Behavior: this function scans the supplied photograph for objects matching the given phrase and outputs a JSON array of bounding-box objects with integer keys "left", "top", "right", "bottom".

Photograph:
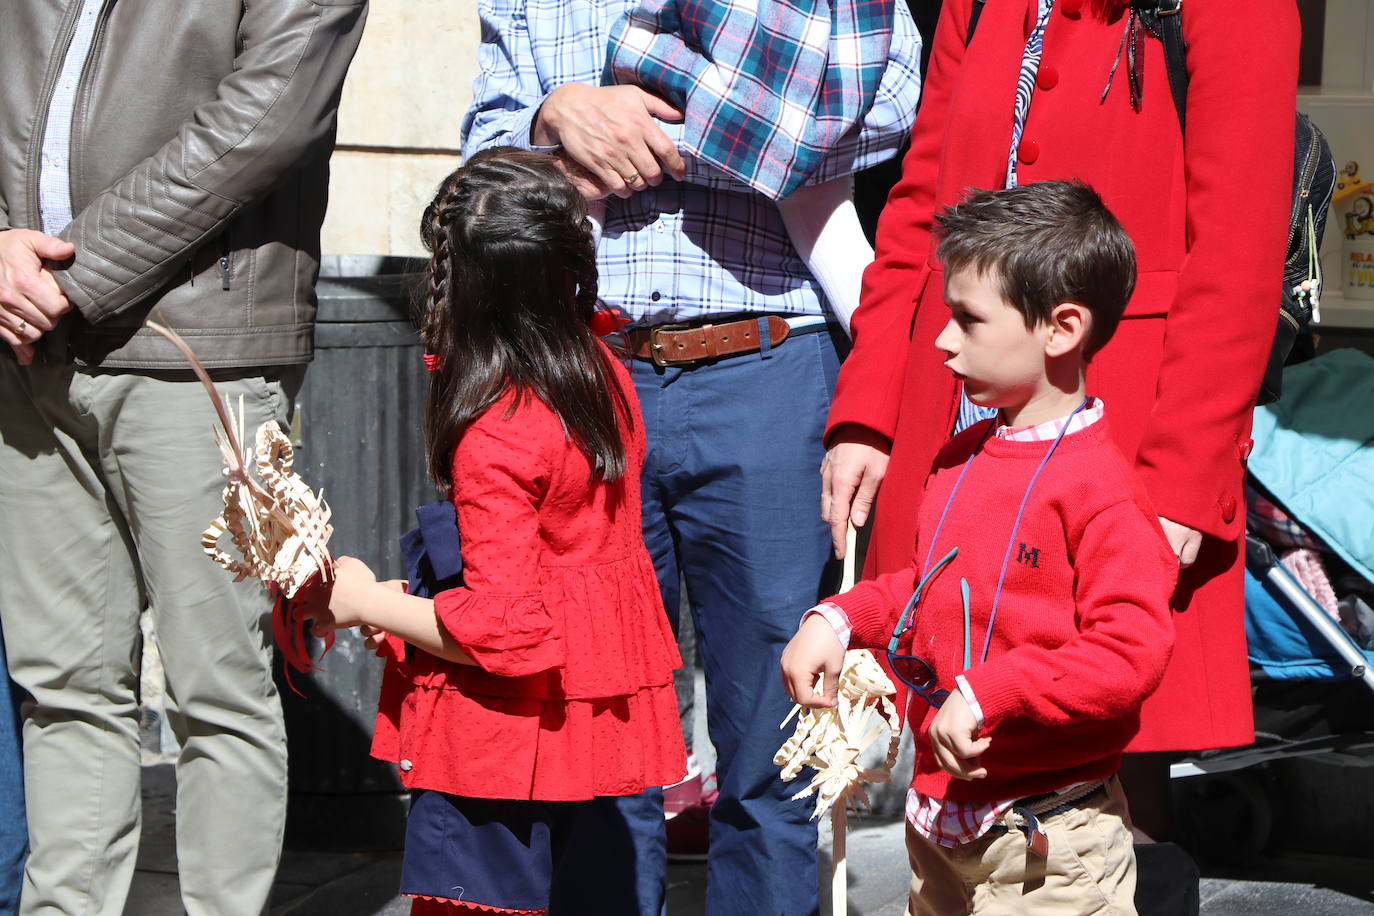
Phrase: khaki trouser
[
  {"left": 905, "top": 777, "right": 1137, "bottom": 916},
  {"left": 0, "top": 357, "right": 295, "bottom": 916}
]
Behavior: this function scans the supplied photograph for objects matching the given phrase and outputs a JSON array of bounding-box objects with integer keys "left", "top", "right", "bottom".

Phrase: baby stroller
[{"left": 1169, "top": 348, "right": 1374, "bottom": 865}]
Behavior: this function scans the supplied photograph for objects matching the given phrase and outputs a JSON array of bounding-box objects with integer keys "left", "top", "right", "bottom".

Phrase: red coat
[
  {"left": 828, "top": 0, "right": 1299, "bottom": 751},
  {"left": 373, "top": 354, "right": 686, "bottom": 800}
]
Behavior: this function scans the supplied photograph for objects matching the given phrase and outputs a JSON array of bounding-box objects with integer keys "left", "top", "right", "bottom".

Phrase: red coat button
[
  {"left": 1238, "top": 437, "right": 1254, "bottom": 461},
  {"left": 1220, "top": 495, "right": 1237, "bottom": 524},
  {"left": 1018, "top": 138, "right": 1040, "bottom": 164},
  {"left": 1060, "top": 0, "right": 1082, "bottom": 17},
  {"left": 1037, "top": 65, "right": 1059, "bottom": 90}
]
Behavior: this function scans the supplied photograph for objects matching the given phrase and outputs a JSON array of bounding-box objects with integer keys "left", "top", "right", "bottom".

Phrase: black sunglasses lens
[{"left": 889, "top": 653, "right": 937, "bottom": 690}]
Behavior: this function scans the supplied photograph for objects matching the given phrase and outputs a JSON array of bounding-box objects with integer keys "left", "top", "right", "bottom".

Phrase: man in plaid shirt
[{"left": 463, "top": 3, "right": 921, "bottom": 913}]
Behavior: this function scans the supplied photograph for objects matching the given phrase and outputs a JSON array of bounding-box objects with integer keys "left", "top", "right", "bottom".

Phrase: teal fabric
[
  {"left": 1249, "top": 348, "right": 1374, "bottom": 585},
  {"left": 1244, "top": 567, "right": 1373, "bottom": 679}
]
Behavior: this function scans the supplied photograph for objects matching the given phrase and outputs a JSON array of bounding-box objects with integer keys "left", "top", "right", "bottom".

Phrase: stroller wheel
[{"left": 1173, "top": 770, "right": 1274, "bottom": 866}]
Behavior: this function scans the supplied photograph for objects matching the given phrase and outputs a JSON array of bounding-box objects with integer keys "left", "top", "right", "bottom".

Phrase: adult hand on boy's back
[
  {"left": 780, "top": 615, "right": 845, "bottom": 708},
  {"left": 928, "top": 691, "right": 991, "bottom": 780}
]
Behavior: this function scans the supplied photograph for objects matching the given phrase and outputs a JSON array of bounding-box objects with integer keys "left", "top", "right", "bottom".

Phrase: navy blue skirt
[{"left": 401, "top": 790, "right": 589, "bottom": 913}]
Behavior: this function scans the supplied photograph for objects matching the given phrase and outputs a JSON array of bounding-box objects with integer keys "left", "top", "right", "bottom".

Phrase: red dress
[
  {"left": 827, "top": 0, "right": 1299, "bottom": 751},
  {"left": 372, "top": 355, "right": 686, "bottom": 800}
]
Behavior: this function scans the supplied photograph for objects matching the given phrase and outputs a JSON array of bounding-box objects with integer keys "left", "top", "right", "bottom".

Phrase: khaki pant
[
  {"left": 0, "top": 358, "right": 296, "bottom": 916},
  {"left": 905, "top": 778, "right": 1137, "bottom": 916}
]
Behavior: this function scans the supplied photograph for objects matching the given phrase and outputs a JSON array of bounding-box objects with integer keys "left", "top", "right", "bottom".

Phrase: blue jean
[
  {"left": 0, "top": 630, "right": 25, "bottom": 916},
  {"left": 549, "top": 791, "right": 666, "bottom": 915},
  {"left": 583, "top": 326, "right": 839, "bottom": 915}
]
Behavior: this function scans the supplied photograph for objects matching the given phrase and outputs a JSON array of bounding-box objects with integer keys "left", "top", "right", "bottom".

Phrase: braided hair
[{"left": 418, "top": 146, "right": 632, "bottom": 488}]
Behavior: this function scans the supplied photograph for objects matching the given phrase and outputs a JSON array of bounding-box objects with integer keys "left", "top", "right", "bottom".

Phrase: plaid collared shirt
[
  {"left": 604, "top": 0, "right": 897, "bottom": 200},
  {"left": 806, "top": 398, "right": 1106, "bottom": 846},
  {"left": 993, "top": 397, "right": 1103, "bottom": 441},
  {"left": 462, "top": 0, "right": 922, "bottom": 326}
]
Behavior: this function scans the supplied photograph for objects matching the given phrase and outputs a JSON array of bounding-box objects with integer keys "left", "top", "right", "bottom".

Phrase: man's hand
[
  {"left": 821, "top": 425, "right": 892, "bottom": 558},
  {"left": 927, "top": 689, "right": 990, "bottom": 780},
  {"left": 534, "top": 83, "right": 686, "bottom": 199},
  {"left": 781, "top": 614, "right": 846, "bottom": 709},
  {"left": 1158, "top": 516, "right": 1203, "bottom": 568},
  {"left": 0, "top": 229, "right": 75, "bottom": 360}
]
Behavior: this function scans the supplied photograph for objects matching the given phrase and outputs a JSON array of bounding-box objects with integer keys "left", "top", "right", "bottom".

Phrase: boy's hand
[
  {"left": 321, "top": 555, "right": 381, "bottom": 632},
  {"left": 927, "top": 690, "right": 991, "bottom": 780},
  {"left": 781, "top": 615, "right": 845, "bottom": 708}
]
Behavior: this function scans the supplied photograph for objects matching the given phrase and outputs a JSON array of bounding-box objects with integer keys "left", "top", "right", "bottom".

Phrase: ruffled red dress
[{"left": 371, "top": 357, "right": 686, "bottom": 801}]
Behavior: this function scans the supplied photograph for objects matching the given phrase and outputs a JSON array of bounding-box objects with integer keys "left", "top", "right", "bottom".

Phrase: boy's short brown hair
[{"left": 934, "top": 181, "right": 1136, "bottom": 359}]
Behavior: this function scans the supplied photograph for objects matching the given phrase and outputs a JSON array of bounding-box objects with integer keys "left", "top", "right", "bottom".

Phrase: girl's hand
[
  {"left": 927, "top": 690, "right": 991, "bottom": 780},
  {"left": 325, "top": 555, "right": 382, "bottom": 631},
  {"left": 360, "top": 624, "right": 391, "bottom": 657},
  {"left": 353, "top": 582, "right": 409, "bottom": 652}
]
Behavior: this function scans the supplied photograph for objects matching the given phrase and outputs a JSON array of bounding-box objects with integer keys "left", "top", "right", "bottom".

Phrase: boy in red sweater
[{"left": 782, "top": 180, "right": 1177, "bottom": 914}]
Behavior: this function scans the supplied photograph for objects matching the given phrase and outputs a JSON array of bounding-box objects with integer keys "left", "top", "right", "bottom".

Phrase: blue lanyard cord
[
  {"left": 961, "top": 578, "right": 972, "bottom": 672},
  {"left": 889, "top": 422, "right": 992, "bottom": 658},
  {"left": 892, "top": 397, "right": 1090, "bottom": 668},
  {"left": 977, "top": 396, "right": 1091, "bottom": 666},
  {"left": 888, "top": 547, "right": 959, "bottom": 653},
  {"left": 920, "top": 422, "right": 993, "bottom": 575}
]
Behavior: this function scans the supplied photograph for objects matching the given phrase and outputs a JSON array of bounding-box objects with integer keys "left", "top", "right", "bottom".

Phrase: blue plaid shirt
[{"left": 462, "top": 0, "right": 922, "bottom": 327}]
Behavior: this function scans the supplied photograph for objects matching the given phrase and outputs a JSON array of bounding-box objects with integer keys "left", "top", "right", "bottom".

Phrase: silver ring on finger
[{"left": 15, "top": 319, "right": 27, "bottom": 336}]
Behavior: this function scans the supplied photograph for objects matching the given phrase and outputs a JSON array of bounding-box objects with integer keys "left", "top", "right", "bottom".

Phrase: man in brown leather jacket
[{"left": 0, "top": 2, "right": 367, "bottom": 913}]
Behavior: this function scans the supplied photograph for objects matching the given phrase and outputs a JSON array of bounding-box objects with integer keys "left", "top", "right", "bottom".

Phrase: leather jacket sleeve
[{"left": 55, "top": 0, "right": 368, "bottom": 323}]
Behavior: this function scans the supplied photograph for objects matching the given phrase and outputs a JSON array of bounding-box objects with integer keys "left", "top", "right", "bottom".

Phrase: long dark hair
[{"left": 418, "top": 147, "right": 632, "bottom": 488}]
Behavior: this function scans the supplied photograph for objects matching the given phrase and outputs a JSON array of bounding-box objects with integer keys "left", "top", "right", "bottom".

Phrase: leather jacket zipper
[
  {"left": 219, "top": 236, "right": 232, "bottom": 291},
  {"left": 25, "top": 2, "right": 88, "bottom": 221},
  {"left": 1285, "top": 128, "right": 1323, "bottom": 268},
  {"left": 68, "top": 1, "right": 116, "bottom": 216}
]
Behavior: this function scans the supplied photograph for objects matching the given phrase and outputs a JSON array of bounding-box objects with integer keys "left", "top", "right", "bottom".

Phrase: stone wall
[{"left": 321, "top": 2, "right": 481, "bottom": 258}]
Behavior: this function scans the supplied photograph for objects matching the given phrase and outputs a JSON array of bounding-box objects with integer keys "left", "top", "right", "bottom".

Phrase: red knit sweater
[{"left": 838, "top": 418, "right": 1177, "bottom": 803}]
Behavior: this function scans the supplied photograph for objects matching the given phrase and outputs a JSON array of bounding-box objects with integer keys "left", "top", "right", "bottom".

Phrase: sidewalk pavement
[
  {"left": 123, "top": 658, "right": 1374, "bottom": 915},
  {"left": 124, "top": 760, "right": 1374, "bottom": 916}
]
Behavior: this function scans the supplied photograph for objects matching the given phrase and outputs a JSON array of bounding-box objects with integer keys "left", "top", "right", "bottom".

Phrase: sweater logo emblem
[{"left": 1016, "top": 543, "right": 1041, "bottom": 568}]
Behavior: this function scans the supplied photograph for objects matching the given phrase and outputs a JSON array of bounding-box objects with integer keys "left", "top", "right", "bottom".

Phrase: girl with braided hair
[{"left": 320, "top": 147, "right": 686, "bottom": 915}]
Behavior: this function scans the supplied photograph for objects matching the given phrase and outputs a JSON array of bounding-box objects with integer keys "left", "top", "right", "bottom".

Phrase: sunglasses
[{"left": 886, "top": 548, "right": 972, "bottom": 708}]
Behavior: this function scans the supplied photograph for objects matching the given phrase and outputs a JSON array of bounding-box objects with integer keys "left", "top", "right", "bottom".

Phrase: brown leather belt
[{"left": 626, "top": 315, "right": 820, "bottom": 367}]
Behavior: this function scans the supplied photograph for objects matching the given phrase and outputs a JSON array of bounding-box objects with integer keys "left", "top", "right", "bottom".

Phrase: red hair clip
[
  {"left": 423, "top": 352, "right": 442, "bottom": 372},
  {"left": 588, "top": 307, "right": 630, "bottom": 337}
]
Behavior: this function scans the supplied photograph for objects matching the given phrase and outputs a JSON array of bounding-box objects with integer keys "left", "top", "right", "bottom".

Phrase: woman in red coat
[{"left": 822, "top": 0, "right": 1298, "bottom": 841}]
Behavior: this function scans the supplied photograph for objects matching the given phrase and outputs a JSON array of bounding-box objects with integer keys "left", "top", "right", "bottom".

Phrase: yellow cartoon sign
[{"left": 1340, "top": 163, "right": 1374, "bottom": 300}]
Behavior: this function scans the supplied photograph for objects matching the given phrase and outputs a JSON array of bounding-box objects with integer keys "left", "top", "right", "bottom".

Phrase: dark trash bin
[{"left": 277, "top": 255, "right": 439, "bottom": 850}]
